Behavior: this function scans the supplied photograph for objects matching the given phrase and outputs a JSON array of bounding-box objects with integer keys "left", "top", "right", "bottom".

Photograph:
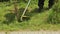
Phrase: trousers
[{"left": 38, "top": 0, "right": 55, "bottom": 9}]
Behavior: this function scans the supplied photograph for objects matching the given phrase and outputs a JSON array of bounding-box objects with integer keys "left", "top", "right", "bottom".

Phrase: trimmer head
[{"left": 18, "top": 16, "right": 30, "bottom": 22}]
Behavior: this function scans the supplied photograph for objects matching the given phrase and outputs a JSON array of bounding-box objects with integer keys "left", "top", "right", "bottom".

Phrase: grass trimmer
[{"left": 20, "top": 0, "right": 31, "bottom": 21}]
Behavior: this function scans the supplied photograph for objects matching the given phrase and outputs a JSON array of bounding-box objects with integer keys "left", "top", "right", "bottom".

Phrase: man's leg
[
  {"left": 38, "top": 0, "right": 45, "bottom": 9},
  {"left": 48, "top": 0, "right": 55, "bottom": 9}
]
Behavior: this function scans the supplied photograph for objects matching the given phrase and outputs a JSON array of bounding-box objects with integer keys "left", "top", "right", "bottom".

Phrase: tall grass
[{"left": 47, "top": 0, "right": 60, "bottom": 24}]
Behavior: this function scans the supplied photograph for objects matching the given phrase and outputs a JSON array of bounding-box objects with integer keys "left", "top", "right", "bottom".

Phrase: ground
[{"left": 0, "top": 0, "right": 60, "bottom": 31}]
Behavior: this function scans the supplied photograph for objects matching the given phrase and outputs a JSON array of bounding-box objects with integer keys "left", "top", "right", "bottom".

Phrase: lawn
[{"left": 0, "top": 0, "right": 60, "bottom": 31}]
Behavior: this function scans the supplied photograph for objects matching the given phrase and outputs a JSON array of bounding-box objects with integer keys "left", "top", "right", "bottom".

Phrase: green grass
[{"left": 0, "top": 0, "right": 60, "bottom": 31}]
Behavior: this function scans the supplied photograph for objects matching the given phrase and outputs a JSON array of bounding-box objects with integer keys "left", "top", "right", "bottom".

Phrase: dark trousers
[
  {"left": 38, "top": 0, "right": 55, "bottom": 9},
  {"left": 38, "top": 0, "right": 45, "bottom": 9},
  {"left": 48, "top": 0, "right": 55, "bottom": 8}
]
